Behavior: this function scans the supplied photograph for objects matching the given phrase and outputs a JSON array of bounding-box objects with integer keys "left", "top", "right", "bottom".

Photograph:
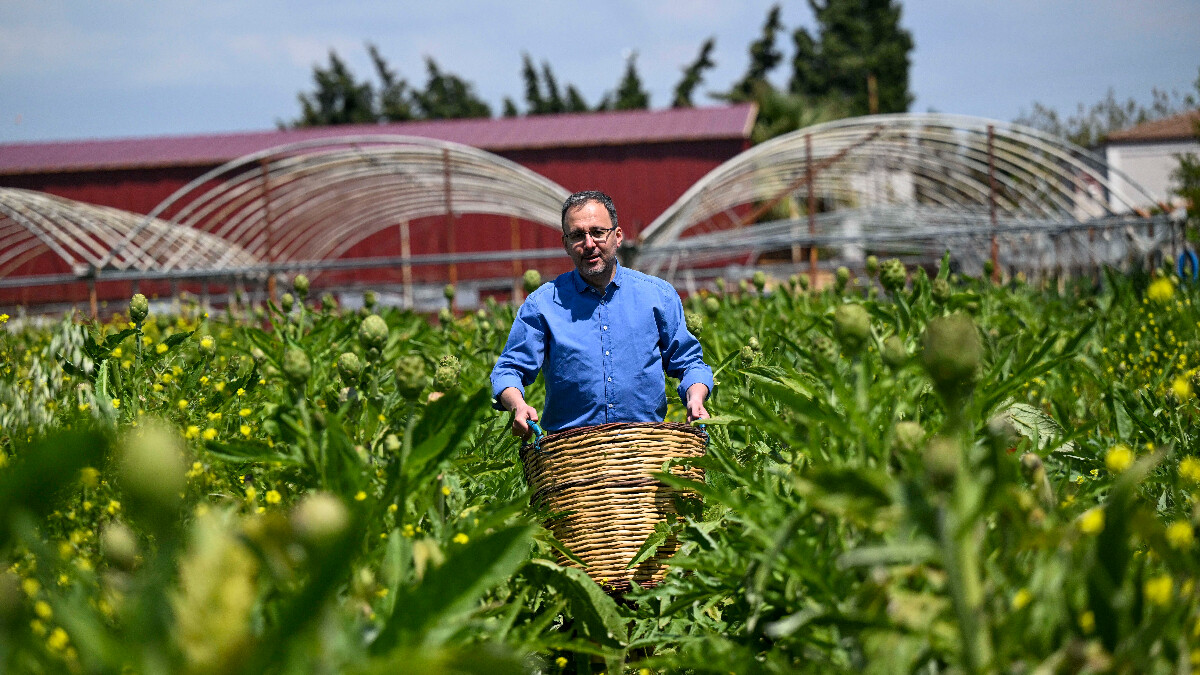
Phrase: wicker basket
[{"left": 519, "top": 422, "right": 706, "bottom": 592}]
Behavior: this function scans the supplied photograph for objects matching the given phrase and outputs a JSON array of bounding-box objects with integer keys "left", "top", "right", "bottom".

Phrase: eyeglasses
[{"left": 563, "top": 225, "right": 618, "bottom": 246}]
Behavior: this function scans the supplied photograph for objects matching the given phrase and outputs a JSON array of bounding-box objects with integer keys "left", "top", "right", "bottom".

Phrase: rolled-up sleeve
[
  {"left": 490, "top": 297, "right": 547, "bottom": 410},
  {"left": 657, "top": 286, "right": 714, "bottom": 405}
]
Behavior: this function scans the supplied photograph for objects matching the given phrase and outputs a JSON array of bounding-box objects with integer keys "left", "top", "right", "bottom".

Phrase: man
[{"left": 491, "top": 190, "right": 713, "bottom": 438}]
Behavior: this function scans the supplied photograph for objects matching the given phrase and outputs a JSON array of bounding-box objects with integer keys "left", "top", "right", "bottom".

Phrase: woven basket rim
[{"left": 527, "top": 421, "right": 707, "bottom": 448}]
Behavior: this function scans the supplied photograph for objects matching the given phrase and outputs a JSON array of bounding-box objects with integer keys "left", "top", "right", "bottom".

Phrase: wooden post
[
  {"left": 260, "top": 160, "right": 278, "bottom": 303},
  {"left": 399, "top": 220, "right": 413, "bottom": 309},
  {"left": 987, "top": 125, "right": 1000, "bottom": 283},
  {"left": 88, "top": 278, "right": 98, "bottom": 319},
  {"left": 807, "top": 133, "right": 818, "bottom": 281},
  {"left": 443, "top": 148, "right": 457, "bottom": 289}
]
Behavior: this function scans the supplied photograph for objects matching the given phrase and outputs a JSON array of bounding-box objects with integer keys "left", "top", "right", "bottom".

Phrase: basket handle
[{"left": 528, "top": 420, "right": 546, "bottom": 452}]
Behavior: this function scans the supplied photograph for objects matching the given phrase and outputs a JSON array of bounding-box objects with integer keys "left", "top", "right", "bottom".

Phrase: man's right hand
[{"left": 498, "top": 387, "right": 539, "bottom": 440}]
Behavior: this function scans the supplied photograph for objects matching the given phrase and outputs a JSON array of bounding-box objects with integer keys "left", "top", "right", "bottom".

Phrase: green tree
[
  {"left": 293, "top": 50, "right": 377, "bottom": 127},
  {"left": 672, "top": 37, "right": 717, "bottom": 108},
  {"left": 1016, "top": 85, "right": 1199, "bottom": 148},
  {"left": 541, "top": 63, "right": 565, "bottom": 114},
  {"left": 369, "top": 43, "right": 415, "bottom": 122},
  {"left": 727, "top": 6, "right": 784, "bottom": 103},
  {"left": 611, "top": 52, "right": 650, "bottom": 110},
  {"left": 790, "top": 0, "right": 914, "bottom": 116},
  {"left": 412, "top": 57, "right": 491, "bottom": 120},
  {"left": 564, "top": 85, "right": 590, "bottom": 113},
  {"left": 1171, "top": 113, "right": 1200, "bottom": 242}
]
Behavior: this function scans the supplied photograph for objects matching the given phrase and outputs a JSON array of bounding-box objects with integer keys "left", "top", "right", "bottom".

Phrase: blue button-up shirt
[{"left": 490, "top": 262, "right": 714, "bottom": 431}]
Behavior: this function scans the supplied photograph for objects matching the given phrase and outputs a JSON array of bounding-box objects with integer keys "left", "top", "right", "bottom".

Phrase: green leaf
[
  {"left": 373, "top": 524, "right": 534, "bottom": 651},
  {"left": 522, "top": 559, "right": 629, "bottom": 648},
  {"left": 203, "top": 439, "right": 304, "bottom": 465},
  {"left": 404, "top": 388, "right": 492, "bottom": 483},
  {"left": 102, "top": 328, "right": 138, "bottom": 351},
  {"left": 533, "top": 528, "right": 589, "bottom": 568},
  {"left": 626, "top": 521, "right": 669, "bottom": 569}
]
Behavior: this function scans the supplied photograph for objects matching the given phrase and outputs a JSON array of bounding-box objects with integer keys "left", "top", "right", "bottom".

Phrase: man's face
[{"left": 562, "top": 200, "right": 623, "bottom": 287}]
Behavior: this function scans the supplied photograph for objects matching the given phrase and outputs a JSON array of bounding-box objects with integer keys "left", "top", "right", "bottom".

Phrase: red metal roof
[
  {"left": 1105, "top": 109, "right": 1200, "bottom": 144},
  {"left": 0, "top": 104, "right": 756, "bottom": 176}
]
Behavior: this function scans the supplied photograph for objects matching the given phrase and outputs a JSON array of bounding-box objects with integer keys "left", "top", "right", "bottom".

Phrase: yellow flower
[
  {"left": 152, "top": 383, "right": 164, "bottom": 392},
  {"left": 177, "top": 399, "right": 189, "bottom": 410},
  {"left": 1144, "top": 575, "right": 1172, "bottom": 606},
  {"left": 240, "top": 425, "right": 251, "bottom": 437},
  {"left": 1079, "top": 507, "right": 1105, "bottom": 535},
  {"left": 184, "top": 425, "right": 200, "bottom": 439},
  {"left": 0, "top": 313, "right": 8, "bottom": 324},
  {"left": 388, "top": 503, "right": 398, "bottom": 514},
  {"left": 354, "top": 491, "right": 367, "bottom": 501},
  {"left": 239, "top": 408, "right": 251, "bottom": 417},
  {"left": 46, "top": 627, "right": 69, "bottom": 651},
  {"left": 453, "top": 533, "right": 469, "bottom": 545},
  {"left": 265, "top": 490, "right": 281, "bottom": 505},
  {"left": 111, "top": 347, "right": 121, "bottom": 357},
  {"left": 441, "top": 486, "right": 451, "bottom": 496},
  {"left": 1166, "top": 520, "right": 1194, "bottom": 549},
  {"left": 111, "top": 398, "right": 121, "bottom": 409},
  {"left": 33, "top": 600, "right": 52, "bottom": 620},
  {"left": 156, "top": 343, "right": 168, "bottom": 355},
  {"left": 79, "top": 467, "right": 100, "bottom": 488},
  {"left": 199, "top": 336, "right": 215, "bottom": 351},
  {"left": 1181, "top": 457, "right": 1200, "bottom": 483},
  {"left": 1105, "top": 444, "right": 1134, "bottom": 473},
  {"left": 556, "top": 656, "right": 568, "bottom": 668},
  {"left": 207, "top": 412, "right": 222, "bottom": 422},
  {"left": 1012, "top": 588, "right": 1032, "bottom": 610},
  {"left": 1172, "top": 377, "right": 1193, "bottom": 401},
  {"left": 1079, "top": 610, "right": 1095, "bottom": 634},
  {"left": 1147, "top": 277, "right": 1174, "bottom": 303},
  {"left": 214, "top": 382, "right": 226, "bottom": 393},
  {"left": 236, "top": 388, "right": 245, "bottom": 396},
  {"left": 402, "top": 524, "right": 415, "bottom": 537},
  {"left": 201, "top": 428, "right": 217, "bottom": 441},
  {"left": 106, "top": 500, "right": 121, "bottom": 515},
  {"left": 244, "top": 486, "right": 257, "bottom": 501},
  {"left": 199, "top": 375, "right": 209, "bottom": 385},
  {"left": 22, "top": 578, "right": 39, "bottom": 597},
  {"left": 142, "top": 335, "right": 153, "bottom": 346}
]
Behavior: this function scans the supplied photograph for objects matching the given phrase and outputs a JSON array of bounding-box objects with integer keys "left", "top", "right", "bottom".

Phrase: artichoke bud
[
  {"left": 100, "top": 521, "right": 139, "bottom": 571},
  {"left": 813, "top": 334, "right": 838, "bottom": 361},
  {"left": 923, "top": 436, "right": 960, "bottom": 489},
  {"left": 280, "top": 293, "right": 295, "bottom": 313},
  {"left": 336, "top": 352, "right": 363, "bottom": 384},
  {"left": 198, "top": 334, "right": 217, "bottom": 356},
  {"left": 384, "top": 434, "right": 401, "bottom": 453},
  {"left": 703, "top": 297, "right": 720, "bottom": 316},
  {"left": 117, "top": 422, "right": 186, "bottom": 523},
  {"left": 865, "top": 255, "right": 880, "bottom": 278},
  {"left": 752, "top": 270, "right": 767, "bottom": 292},
  {"left": 881, "top": 335, "right": 908, "bottom": 368},
  {"left": 1019, "top": 452, "right": 1043, "bottom": 481},
  {"left": 363, "top": 290, "right": 378, "bottom": 310},
  {"left": 443, "top": 284, "right": 456, "bottom": 302},
  {"left": 282, "top": 348, "right": 312, "bottom": 386},
  {"left": 438, "top": 307, "right": 454, "bottom": 325},
  {"left": 292, "top": 274, "right": 310, "bottom": 299},
  {"left": 880, "top": 258, "right": 907, "bottom": 293},
  {"left": 522, "top": 269, "right": 542, "bottom": 293},
  {"left": 739, "top": 345, "right": 759, "bottom": 367},
  {"left": 129, "top": 293, "right": 149, "bottom": 324},
  {"left": 685, "top": 311, "right": 704, "bottom": 336},
  {"left": 394, "top": 356, "right": 428, "bottom": 399},
  {"left": 433, "top": 365, "right": 460, "bottom": 393},
  {"left": 835, "top": 267, "right": 851, "bottom": 292},
  {"left": 358, "top": 314, "right": 389, "bottom": 350},
  {"left": 931, "top": 278, "right": 952, "bottom": 304},
  {"left": 321, "top": 293, "right": 336, "bottom": 311},
  {"left": 921, "top": 314, "right": 982, "bottom": 397},
  {"left": 833, "top": 303, "right": 871, "bottom": 349},
  {"left": 250, "top": 347, "right": 266, "bottom": 364},
  {"left": 714, "top": 277, "right": 726, "bottom": 293},
  {"left": 797, "top": 274, "right": 810, "bottom": 291},
  {"left": 982, "top": 260, "right": 995, "bottom": 279},
  {"left": 893, "top": 421, "right": 925, "bottom": 453},
  {"left": 291, "top": 492, "right": 348, "bottom": 550}
]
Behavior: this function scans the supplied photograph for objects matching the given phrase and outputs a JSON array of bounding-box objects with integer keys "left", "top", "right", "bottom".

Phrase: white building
[{"left": 1103, "top": 110, "right": 1200, "bottom": 213}]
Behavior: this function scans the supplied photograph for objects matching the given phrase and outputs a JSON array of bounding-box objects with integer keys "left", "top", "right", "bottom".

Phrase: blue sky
[{"left": 1, "top": 0, "right": 1197, "bottom": 143}]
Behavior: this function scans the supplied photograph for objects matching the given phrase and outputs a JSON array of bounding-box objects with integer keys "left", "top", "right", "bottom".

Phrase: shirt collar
[{"left": 571, "top": 260, "right": 624, "bottom": 295}]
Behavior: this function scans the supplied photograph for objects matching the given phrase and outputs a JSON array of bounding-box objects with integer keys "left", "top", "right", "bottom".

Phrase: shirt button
[
  {"left": 605, "top": 350, "right": 610, "bottom": 355},
  {"left": 607, "top": 377, "right": 612, "bottom": 382},
  {"left": 607, "top": 403, "right": 613, "bottom": 408},
  {"left": 602, "top": 325, "right": 608, "bottom": 330}
]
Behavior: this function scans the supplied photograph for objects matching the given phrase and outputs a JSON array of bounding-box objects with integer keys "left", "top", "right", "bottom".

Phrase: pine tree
[
  {"left": 565, "top": 85, "right": 590, "bottom": 113},
  {"left": 541, "top": 63, "right": 565, "bottom": 114},
  {"left": 369, "top": 43, "right": 415, "bottom": 122},
  {"left": 790, "top": 0, "right": 914, "bottom": 116},
  {"left": 294, "top": 50, "right": 376, "bottom": 126},
  {"left": 727, "top": 6, "right": 784, "bottom": 103},
  {"left": 412, "top": 57, "right": 491, "bottom": 120},
  {"left": 672, "top": 37, "right": 717, "bottom": 108},
  {"left": 521, "top": 53, "right": 546, "bottom": 114},
  {"left": 612, "top": 52, "right": 650, "bottom": 110}
]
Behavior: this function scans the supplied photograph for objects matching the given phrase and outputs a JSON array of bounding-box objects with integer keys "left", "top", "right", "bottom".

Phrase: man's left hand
[{"left": 685, "top": 383, "right": 710, "bottom": 423}]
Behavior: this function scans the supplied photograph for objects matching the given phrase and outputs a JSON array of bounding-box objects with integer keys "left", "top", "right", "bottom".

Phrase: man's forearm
[
  {"left": 685, "top": 382, "right": 709, "bottom": 405},
  {"left": 497, "top": 387, "right": 526, "bottom": 412}
]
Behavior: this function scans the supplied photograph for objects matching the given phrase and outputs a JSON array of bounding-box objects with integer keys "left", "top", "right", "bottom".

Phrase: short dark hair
[{"left": 561, "top": 190, "right": 618, "bottom": 232}]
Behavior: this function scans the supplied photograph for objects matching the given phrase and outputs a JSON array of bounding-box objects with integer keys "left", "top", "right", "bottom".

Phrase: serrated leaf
[
  {"left": 626, "top": 521, "right": 669, "bottom": 569},
  {"left": 522, "top": 559, "right": 628, "bottom": 648}
]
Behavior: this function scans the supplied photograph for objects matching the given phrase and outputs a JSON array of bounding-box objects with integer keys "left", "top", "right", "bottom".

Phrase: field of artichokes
[{"left": 0, "top": 257, "right": 1198, "bottom": 674}]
